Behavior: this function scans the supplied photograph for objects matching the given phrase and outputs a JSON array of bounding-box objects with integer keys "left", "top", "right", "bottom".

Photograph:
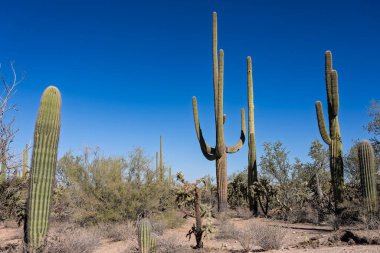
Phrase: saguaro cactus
[
  {"left": 137, "top": 218, "right": 156, "bottom": 253},
  {"left": 24, "top": 86, "right": 61, "bottom": 252},
  {"left": 315, "top": 51, "right": 344, "bottom": 223},
  {"left": 155, "top": 151, "right": 159, "bottom": 181},
  {"left": 22, "top": 144, "right": 29, "bottom": 179},
  {"left": 160, "top": 135, "right": 163, "bottom": 182},
  {"left": 192, "top": 12, "right": 246, "bottom": 212},
  {"left": 357, "top": 140, "right": 378, "bottom": 215},
  {"left": 247, "top": 56, "right": 258, "bottom": 215}
]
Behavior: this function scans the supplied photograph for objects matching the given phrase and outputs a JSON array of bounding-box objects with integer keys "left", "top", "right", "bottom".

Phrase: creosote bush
[
  {"left": 237, "top": 222, "right": 286, "bottom": 251},
  {"left": 55, "top": 147, "right": 177, "bottom": 225}
]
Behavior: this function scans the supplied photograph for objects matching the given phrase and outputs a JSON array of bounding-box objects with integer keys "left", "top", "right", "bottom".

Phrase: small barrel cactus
[
  {"left": 357, "top": 140, "right": 378, "bottom": 215},
  {"left": 24, "top": 86, "right": 61, "bottom": 252},
  {"left": 137, "top": 218, "right": 156, "bottom": 253}
]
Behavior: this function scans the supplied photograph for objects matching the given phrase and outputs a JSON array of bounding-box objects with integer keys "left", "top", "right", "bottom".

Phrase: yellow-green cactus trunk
[
  {"left": 358, "top": 140, "right": 378, "bottom": 216},
  {"left": 247, "top": 56, "right": 258, "bottom": 215},
  {"left": 24, "top": 86, "right": 61, "bottom": 252}
]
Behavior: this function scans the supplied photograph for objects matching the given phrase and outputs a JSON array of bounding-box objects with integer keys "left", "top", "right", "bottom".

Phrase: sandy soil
[{"left": 1, "top": 218, "right": 380, "bottom": 252}]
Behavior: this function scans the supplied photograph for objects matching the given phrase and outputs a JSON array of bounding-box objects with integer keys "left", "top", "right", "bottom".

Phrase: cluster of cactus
[
  {"left": 247, "top": 56, "right": 258, "bottom": 215},
  {"left": 315, "top": 51, "right": 344, "bottom": 222},
  {"left": 137, "top": 218, "right": 156, "bottom": 253},
  {"left": 24, "top": 86, "right": 61, "bottom": 252},
  {"left": 357, "top": 140, "right": 378, "bottom": 216},
  {"left": 192, "top": 12, "right": 246, "bottom": 212}
]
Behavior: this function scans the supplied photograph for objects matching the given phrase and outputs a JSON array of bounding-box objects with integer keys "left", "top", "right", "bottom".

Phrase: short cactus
[
  {"left": 357, "top": 140, "right": 378, "bottom": 215},
  {"left": 192, "top": 12, "right": 246, "bottom": 212},
  {"left": 24, "top": 86, "right": 61, "bottom": 252},
  {"left": 315, "top": 51, "right": 344, "bottom": 222},
  {"left": 137, "top": 218, "right": 156, "bottom": 253}
]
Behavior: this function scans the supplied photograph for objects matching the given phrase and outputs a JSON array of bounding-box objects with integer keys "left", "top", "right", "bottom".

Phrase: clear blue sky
[{"left": 1, "top": 0, "right": 379, "bottom": 181}]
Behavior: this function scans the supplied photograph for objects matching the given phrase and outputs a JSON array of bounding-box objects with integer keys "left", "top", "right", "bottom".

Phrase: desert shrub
[
  {"left": 44, "top": 223, "right": 100, "bottom": 253},
  {"left": 235, "top": 206, "right": 252, "bottom": 219},
  {"left": 99, "top": 222, "right": 135, "bottom": 242},
  {"left": 55, "top": 147, "right": 177, "bottom": 225},
  {"left": 151, "top": 210, "right": 184, "bottom": 235},
  {"left": 216, "top": 220, "right": 238, "bottom": 240},
  {"left": 0, "top": 177, "right": 27, "bottom": 224},
  {"left": 228, "top": 169, "right": 248, "bottom": 209},
  {"left": 156, "top": 235, "right": 190, "bottom": 253},
  {"left": 237, "top": 222, "right": 286, "bottom": 251},
  {"left": 287, "top": 205, "right": 319, "bottom": 224}
]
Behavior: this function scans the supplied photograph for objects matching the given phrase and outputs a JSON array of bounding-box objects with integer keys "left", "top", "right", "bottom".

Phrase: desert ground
[{"left": 1, "top": 214, "right": 380, "bottom": 253}]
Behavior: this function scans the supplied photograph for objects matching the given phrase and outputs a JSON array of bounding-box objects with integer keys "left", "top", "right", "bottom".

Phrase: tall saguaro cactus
[
  {"left": 22, "top": 144, "right": 29, "bottom": 179},
  {"left": 24, "top": 86, "right": 61, "bottom": 252},
  {"left": 192, "top": 12, "right": 246, "bottom": 212},
  {"left": 315, "top": 51, "right": 344, "bottom": 222},
  {"left": 155, "top": 151, "right": 159, "bottom": 181},
  {"left": 247, "top": 56, "right": 258, "bottom": 214},
  {"left": 160, "top": 135, "right": 163, "bottom": 182},
  {"left": 357, "top": 140, "right": 378, "bottom": 215}
]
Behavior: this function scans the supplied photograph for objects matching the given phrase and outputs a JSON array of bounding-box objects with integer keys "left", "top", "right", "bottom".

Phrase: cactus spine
[
  {"left": 315, "top": 51, "right": 344, "bottom": 220},
  {"left": 192, "top": 12, "right": 246, "bottom": 212},
  {"left": 22, "top": 144, "right": 29, "bottom": 179},
  {"left": 247, "top": 56, "right": 258, "bottom": 215},
  {"left": 137, "top": 219, "right": 156, "bottom": 253},
  {"left": 358, "top": 140, "right": 378, "bottom": 215},
  {"left": 24, "top": 86, "right": 61, "bottom": 252}
]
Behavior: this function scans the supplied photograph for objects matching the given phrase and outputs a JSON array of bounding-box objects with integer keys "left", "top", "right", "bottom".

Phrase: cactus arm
[
  {"left": 315, "top": 101, "right": 331, "bottom": 145},
  {"left": 213, "top": 12, "right": 219, "bottom": 124},
  {"left": 330, "top": 70, "right": 339, "bottom": 116},
  {"left": 216, "top": 49, "right": 225, "bottom": 156},
  {"left": 226, "top": 108, "right": 246, "bottom": 153},
  {"left": 325, "top": 51, "right": 333, "bottom": 107},
  {"left": 192, "top": 96, "right": 216, "bottom": 161}
]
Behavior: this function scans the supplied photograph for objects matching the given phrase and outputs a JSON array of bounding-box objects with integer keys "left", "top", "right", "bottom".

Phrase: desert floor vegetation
[{"left": 0, "top": 1, "right": 379, "bottom": 253}]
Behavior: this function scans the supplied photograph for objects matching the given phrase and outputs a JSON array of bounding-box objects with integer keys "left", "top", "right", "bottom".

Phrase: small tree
[
  {"left": 0, "top": 62, "right": 23, "bottom": 180},
  {"left": 365, "top": 100, "right": 380, "bottom": 166},
  {"left": 250, "top": 178, "right": 277, "bottom": 216}
]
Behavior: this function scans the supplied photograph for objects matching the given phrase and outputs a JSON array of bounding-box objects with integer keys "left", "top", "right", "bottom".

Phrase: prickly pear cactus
[{"left": 24, "top": 86, "right": 61, "bottom": 252}]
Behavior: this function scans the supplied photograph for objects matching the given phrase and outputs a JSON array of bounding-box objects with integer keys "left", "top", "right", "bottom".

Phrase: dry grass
[
  {"left": 44, "top": 223, "right": 100, "bottom": 253},
  {"left": 235, "top": 207, "right": 252, "bottom": 219},
  {"left": 156, "top": 235, "right": 191, "bottom": 253},
  {"left": 237, "top": 221, "right": 286, "bottom": 251},
  {"left": 215, "top": 213, "right": 238, "bottom": 240},
  {"left": 99, "top": 222, "right": 136, "bottom": 242}
]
